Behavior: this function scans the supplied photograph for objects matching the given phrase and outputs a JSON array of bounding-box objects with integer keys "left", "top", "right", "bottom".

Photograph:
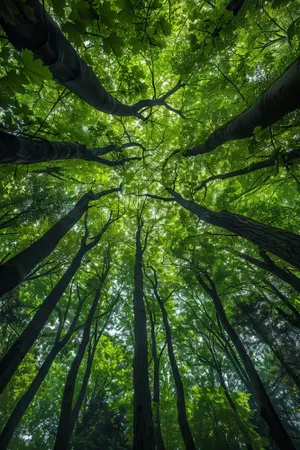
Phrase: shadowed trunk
[
  {"left": 0, "top": 130, "right": 140, "bottom": 166},
  {"left": 227, "top": 0, "right": 245, "bottom": 15},
  {"left": 194, "top": 270, "right": 296, "bottom": 450},
  {"left": 0, "top": 1, "right": 183, "bottom": 118},
  {"left": 147, "top": 268, "right": 196, "bottom": 450},
  {"left": 239, "top": 252, "right": 300, "bottom": 293},
  {"left": 0, "top": 187, "right": 120, "bottom": 296},
  {"left": 184, "top": 59, "right": 300, "bottom": 156},
  {"left": 195, "top": 149, "right": 300, "bottom": 191},
  {"left": 166, "top": 188, "right": 300, "bottom": 270},
  {"left": 53, "top": 259, "right": 110, "bottom": 450},
  {"left": 132, "top": 221, "right": 155, "bottom": 450},
  {"left": 0, "top": 216, "right": 113, "bottom": 395},
  {"left": 0, "top": 294, "right": 84, "bottom": 450}
]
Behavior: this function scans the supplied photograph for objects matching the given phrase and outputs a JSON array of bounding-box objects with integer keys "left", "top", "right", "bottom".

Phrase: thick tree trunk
[
  {"left": 0, "top": 1, "right": 183, "bottom": 118},
  {"left": 132, "top": 222, "right": 155, "bottom": 450},
  {"left": 53, "top": 268, "right": 109, "bottom": 450},
  {"left": 239, "top": 252, "right": 300, "bottom": 293},
  {"left": 0, "top": 217, "right": 112, "bottom": 395},
  {"left": 184, "top": 59, "right": 300, "bottom": 156},
  {"left": 0, "top": 187, "right": 120, "bottom": 296},
  {"left": 166, "top": 188, "right": 300, "bottom": 270},
  {"left": 0, "top": 297, "right": 84, "bottom": 450},
  {"left": 196, "top": 149, "right": 300, "bottom": 190},
  {"left": 195, "top": 271, "right": 296, "bottom": 450},
  {"left": 149, "top": 271, "right": 196, "bottom": 450},
  {"left": 146, "top": 302, "right": 166, "bottom": 450},
  {"left": 0, "top": 130, "right": 138, "bottom": 166}
]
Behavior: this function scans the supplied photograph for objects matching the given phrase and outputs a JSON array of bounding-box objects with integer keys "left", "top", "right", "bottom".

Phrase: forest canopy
[{"left": 0, "top": 0, "right": 300, "bottom": 449}]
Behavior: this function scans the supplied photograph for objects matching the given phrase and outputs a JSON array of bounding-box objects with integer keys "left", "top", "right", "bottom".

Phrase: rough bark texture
[
  {"left": 133, "top": 222, "right": 155, "bottom": 450},
  {"left": 0, "top": 187, "right": 120, "bottom": 296},
  {"left": 0, "top": 297, "right": 84, "bottom": 450},
  {"left": 184, "top": 59, "right": 300, "bottom": 156},
  {"left": 0, "top": 130, "right": 136, "bottom": 166},
  {"left": 0, "top": 217, "right": 112, "bottom": 395},
  {"left": 195, "top": 271, "right": 296, "bottom": 450},
  {"left": 167, "top": 188, "right": 300, "bottom": 270},
  {"left": 239, "top": 252, "right": 300, "bottom": 293},
  {"left": 150, "top": 271, "right": 196, "bottom": 450}
]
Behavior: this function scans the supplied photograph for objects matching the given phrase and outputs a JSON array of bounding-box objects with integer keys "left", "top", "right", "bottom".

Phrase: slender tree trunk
[
  {"left": 227, "top": 0, "right": 245, "bottom": 15},
  {"left": 196, "top": 149, "right": 300, "bottom": 190},
  {"left": 184, "top": 59, "right": 300, "bottom": 156},
  {"left": 0, "top": 187, "right": 119, "bottom": 296},
  {"left": 0, "top": 297, "right": 84, "bottom": 450},
  {"left": 0, "top": 1, "right": 183, "bottom": 118},
  {"left": 0, "top": 130, "right": 139, "bottom": 166},
  {"left": 195, "top": 270, "right": 296, "bottom": 450},
  {"left": 53, "top": 266, "right": 109, "bottom": 450},
  {"left": 132, "top": 222, "right": 155, "bottom": 450},
  {"left": 148, "top": 270, "right": 196, "bottom": 450},
  {"left": 146, "top": 300, "right": 166, "bottom": 450},
  {"left": 0, "top": 217, "right": 113, "bottom": 395},
  {"left": 263, "top": 280, "right": 300, "bottom": 323},
  {"left": 167, "top": 188, "right": 300, "bottom": 270},
  {"left": 239, "top": 252, "right": 300, "bottom": 293}
]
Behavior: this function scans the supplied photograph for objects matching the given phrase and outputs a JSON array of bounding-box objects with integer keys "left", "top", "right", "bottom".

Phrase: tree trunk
[
  {"left": 0, "top": 130, "right": 140, "bottom": 166},
  {"left": 149, "top": 270, "right": 196, "bottom": 450},
  {"left": 264, "top": 280, "right": 300, "bottom": 323},
  {"left": 167, "top": 188, "right": 300, "bottom": 270},
  {"left": 227, "top": 0, "right": 246, "bottom": 15},
  {"left": 196, "top": 149, "right": 300, "bottom": 190},
  {"left": 132, "top": 222, "right": 155, "bottom": 450},
  {"left": 0, "top": 187, "right": 120, "bottom": 296},
  {"left": 53, "top": 265, "right": 109, "bottom": 450},
  {"left": 195, "top": 270, "right": 296, "bottom": 450},
  {"left": 146, "top": 300, "right": 166, "bottom": 450},
  {"left": 0, "top": 216, "right": 113, "bottom": 395},
  {"left": 0, "top": 1, "right": 183, "bottom": 118},
  {"left": 0, "top": 297, "right": 84, "bottom": 450},
  {"left": 239, "top": 252, "right": 300, "bottom": 293},
  {"left": 184, "top": 59, "right": 300, "bottom": 156}
]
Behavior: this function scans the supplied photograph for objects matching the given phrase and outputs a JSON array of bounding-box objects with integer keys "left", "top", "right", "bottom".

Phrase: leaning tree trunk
[
  {"left": 166, "top": 188, "right": 300, "bottom": 270},
  {"left": 0, "top": 216, "right": 113, "bottom": 395},
  {"left": 0, "top": 186, "right": 120, "bottom": 296},
  {"left": 195, "top": 270, "right": 296, "bottom": 450},
  {"left": 0, "top": 296, "right": 84, "bottom": 450},
  {"left": 132, "top": 221, "right": 155, "bottom": 450},
  {"left": 0, "top": 1, "right": 183, "bottom": 118},
  {"left": 196, "top": 149, "right": 300, "bottom": 191},
  {"left": 184, "top": 59, "right": 300, "bottom": 156},
  {"left": 239, "top": 251, "right": 300, "bottom": 293},
  {"left": 53, "top": 265, "right": 109, "bottom": 450},
  {"left": 0, "top": 130, "right": 139, "bottom": 166},
  {"left": 149, "top": 270, "right": 196, "bottom": 450}
]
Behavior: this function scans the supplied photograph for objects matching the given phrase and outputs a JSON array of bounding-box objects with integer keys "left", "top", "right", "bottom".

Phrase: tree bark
[
  {"left": 166, "top": 188, "right": 300, "bottom": 270},
  {"left": 0, "top": 130, "right": 140, "bottom": 166},
  {"left": 0, "top": 186, "right": 120, "bottom": 296},
  {"left": 53, "top": 261, "right": 110, "bottom": 450},
  {"left": 0, "top": 1, "right": 183, "bottom": 118},
  {"left": 0, "top": 295, "right": 84, "bottom": 450},
  {"left": 195, "top": 149, "right": 300, "bottom": 191},
  {"left": 194, "top": 270, "right": 296, "bottom": 450},
  {"left": 148, "top": 269, "right": 196, "bottom": 450},
  {"left": 0, "top": 216, "right": 113, "bottom": 395},
  {"left": 146, "top": 299, "right": 166, "bottom": 450},
  {"left": 239, "top": 252, "right": 300, "bottom": 293},
  {"left": 132, "top": 221, "right": 155, "bottom": 450},
  {"left": 184, "top": 59, "right": 300, "bottom": 156}
]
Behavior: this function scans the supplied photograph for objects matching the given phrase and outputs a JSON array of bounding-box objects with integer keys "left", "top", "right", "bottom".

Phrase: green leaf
[
  {"left": 253, "top": 126, "right": 262, "bottom": 134},
  {"left": 52, "top": 0, "right": 65, "bottom": 16},
  {"left": 22, "top": 50, "right": 52, "bottom": 84}
]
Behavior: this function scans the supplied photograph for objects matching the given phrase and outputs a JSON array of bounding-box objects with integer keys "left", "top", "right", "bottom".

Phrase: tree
[{"left": 1, "top": 0, "right": 300, "bottom": 449}]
